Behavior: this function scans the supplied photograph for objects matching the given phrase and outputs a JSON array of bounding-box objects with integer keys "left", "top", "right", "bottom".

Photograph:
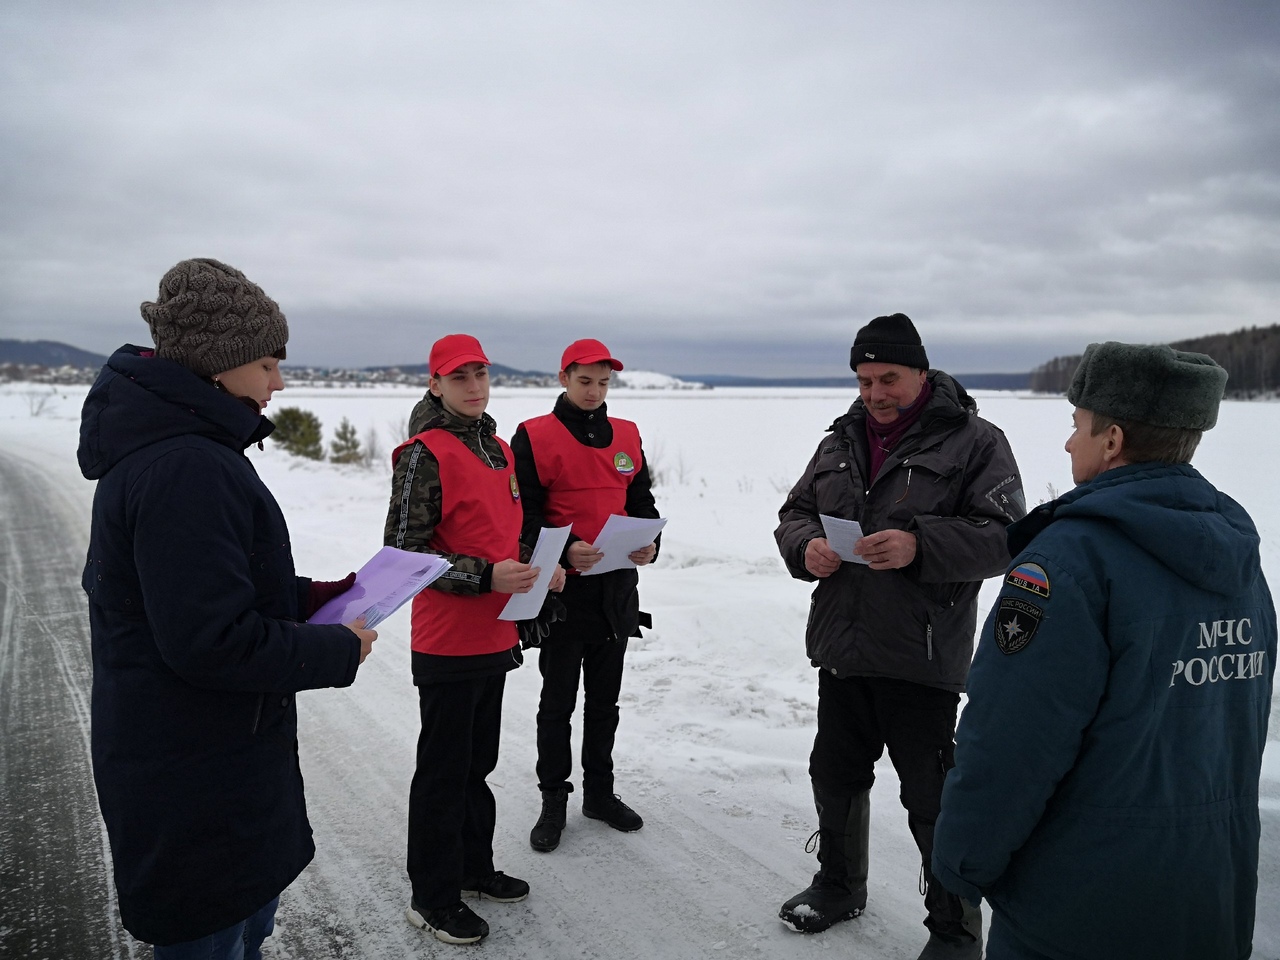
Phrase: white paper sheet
[
  {"left": 307, "top": 546, "right": 452, "bottom": 628},
  {"left": 819, "top": 514, "right": 871, "bottom": 564},
  {"left": 498, "top": 525, "right": 573, "bottom": 621},
  {"left": 580, "top": 515, "right": 668, "bottom": 576}
]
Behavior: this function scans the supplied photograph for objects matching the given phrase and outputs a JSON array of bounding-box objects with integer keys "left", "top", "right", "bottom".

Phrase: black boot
[
  {"left": 915, "top": 895, "right": 982, "bottom": 959},
  {"left": 778, "top": 784, "right": 870, "bottom": 934},
  {"left": 582, "top": 792, "right": 643, "bottom": 832},
  {"left": 530, "top": 787, "right": 569, "bottom": 852},
  {"left": 909, "top": 817, "right": 982, "bottom": 959}
]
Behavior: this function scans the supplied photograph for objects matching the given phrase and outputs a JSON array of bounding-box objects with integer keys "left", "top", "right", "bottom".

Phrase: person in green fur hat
[{"left": 934, "top": 341, "right": 1276, "bottom": 960}]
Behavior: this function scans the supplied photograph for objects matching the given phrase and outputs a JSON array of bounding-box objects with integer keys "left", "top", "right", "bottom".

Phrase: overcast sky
[{"left": 2, "top": 1, "right": 1277, "bottom": 377}]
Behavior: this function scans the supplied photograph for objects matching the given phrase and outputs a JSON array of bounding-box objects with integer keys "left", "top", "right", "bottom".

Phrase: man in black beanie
[
  {"left": 774, "top": 313, "right": 1025, "bottom": 959},
  {"left": 934, "top": 343, "right": 1275, "bottom": 959}
]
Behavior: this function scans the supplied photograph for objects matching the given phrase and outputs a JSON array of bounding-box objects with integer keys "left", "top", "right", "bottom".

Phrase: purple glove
[{"left": 305, "top": 572, "right": 356, "bottom": 618}]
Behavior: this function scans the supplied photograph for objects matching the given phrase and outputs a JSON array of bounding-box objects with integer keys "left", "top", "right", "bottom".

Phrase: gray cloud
[{"left": 2, "top": 0, "right": 1277, "bottom": 376}]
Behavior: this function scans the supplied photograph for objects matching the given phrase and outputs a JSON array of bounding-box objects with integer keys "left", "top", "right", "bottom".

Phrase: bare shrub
[
  {"left": 387, "top": 416, "right": 409, "bottom": 445},
  {"left": 24, "top": 391, "right": 54, "bottom": 417},
  {"left": 361, "top": 426, "right": 385, "bottom": 469}
]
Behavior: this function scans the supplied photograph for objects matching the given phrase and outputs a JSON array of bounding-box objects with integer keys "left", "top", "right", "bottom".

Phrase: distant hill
[
  {"left": 363, "top": 361, "right": 548, "bottom": 379},
  {"left": 0, "top": 339, "right": 107, "bottom": 368},
  {"left": 1028, "top": 324, "right": 1280, "bottom": 397},
  {"left": 681, "top": 372, "right": 1030, "bottom": 390}
]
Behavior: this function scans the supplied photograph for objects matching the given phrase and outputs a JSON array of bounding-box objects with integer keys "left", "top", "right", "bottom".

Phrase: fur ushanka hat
[{"left": 1067, "top": 341, "right": 1228, "bottom": 431}]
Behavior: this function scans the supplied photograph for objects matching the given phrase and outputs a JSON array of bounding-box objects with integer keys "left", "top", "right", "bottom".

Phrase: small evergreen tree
[
  {"left": 330, "top": 417, "right": 363, "bottom": 464},
  {"left": 271, "top": 407, "right": 324, "bottom": 460}
]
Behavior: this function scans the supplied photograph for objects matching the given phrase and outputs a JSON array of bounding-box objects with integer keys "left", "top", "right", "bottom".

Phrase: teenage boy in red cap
[
  {"left": 385, "top": 333, "right": 564, "bottom": 945},
  {"left": 510, "top": 338, "right": 661, "bottom": 853}
]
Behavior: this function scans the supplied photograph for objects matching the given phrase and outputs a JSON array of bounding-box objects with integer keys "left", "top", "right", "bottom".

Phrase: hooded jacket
[
  {"left": 79, "top": 345, "right": 359, "bottom": 945},
  {"left": 933, "top": 462, "right": 1276, "bottom": 960},
  {"left": 775, "top": 371, "right": 1024, "bottom": 691}
]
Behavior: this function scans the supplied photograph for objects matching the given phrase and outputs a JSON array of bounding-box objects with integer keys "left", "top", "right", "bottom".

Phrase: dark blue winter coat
[
  {"left": 932, "top": 462, "right": 1275, "bottom": 960},
  {"left": 78, "top": 345, "right": 360, "bottom": 946}
]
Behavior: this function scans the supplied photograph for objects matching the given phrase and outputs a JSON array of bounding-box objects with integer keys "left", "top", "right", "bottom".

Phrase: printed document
[
  {"left": 581, "top": 515, "right": 668, "bottom": 576},
  {"left": 499, "top": 525, "right": 573, "bottom": 621},
  {"left": 308, "top": 546, "right": 452, "bottom": 628},
  {"left": 819, "top": 514, "right": 871, "bottom": 565}
]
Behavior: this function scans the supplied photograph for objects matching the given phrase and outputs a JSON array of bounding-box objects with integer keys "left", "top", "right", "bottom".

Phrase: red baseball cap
[
  {"left": 429, "top": 334, "right": 490, "bottom": 376},
  {"left": 561, "top": 338, "right": 624, "bottom": 372}
]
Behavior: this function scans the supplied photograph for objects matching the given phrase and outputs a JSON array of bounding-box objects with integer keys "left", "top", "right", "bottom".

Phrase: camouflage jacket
[{"left": 384, "top": 392, "right": 528, "bottom": 595}]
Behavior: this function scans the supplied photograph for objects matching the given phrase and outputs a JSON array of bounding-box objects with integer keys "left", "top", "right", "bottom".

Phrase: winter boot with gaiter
[
  {"left": 779, "top": 784, "right": 871, "bottom": 933},
  {"left": 910, "top": 816, "right": 983, "bottom": 959}
]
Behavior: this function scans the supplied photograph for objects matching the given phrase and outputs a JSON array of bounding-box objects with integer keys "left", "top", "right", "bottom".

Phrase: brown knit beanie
[{"left": 141, "top": 259, "right": 289, "bottom": 377}]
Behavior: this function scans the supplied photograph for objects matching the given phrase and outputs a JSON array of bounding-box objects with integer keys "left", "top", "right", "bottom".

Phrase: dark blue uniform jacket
[
  {"left": 78, "top": 345, "right": 359, "bottom": 945},
  {"left": 933, "top": 462, "right": 1275, "bottom": 960}
]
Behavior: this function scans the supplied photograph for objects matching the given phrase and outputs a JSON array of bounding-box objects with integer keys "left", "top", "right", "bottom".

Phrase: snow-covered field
[{"left": 2, "top": 379, "right": 1277, "bottom": 959}]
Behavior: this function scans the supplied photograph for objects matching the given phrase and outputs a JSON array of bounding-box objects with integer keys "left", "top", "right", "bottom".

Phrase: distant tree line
[{"left": 1027, "top": 323, "right": 1280, "bottom": 398}]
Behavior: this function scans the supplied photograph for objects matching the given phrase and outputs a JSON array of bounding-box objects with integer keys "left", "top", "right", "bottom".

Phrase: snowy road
[
  {"left": 0, "top": 449, "right": 141, "bottom": 960},
  {"left": 3, "top": 383, "right": 1279, "bottom": 959},
  {"left": 0, "top": 440, "right": 948, "bottom": 959}
]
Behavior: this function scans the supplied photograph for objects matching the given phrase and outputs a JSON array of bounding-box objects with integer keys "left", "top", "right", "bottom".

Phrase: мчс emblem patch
[
  {"left": 1006, "top": 561, "right": 1050, "bottom": 598},
  {"left": 994, "top": 597, "right": 1043, "bottom": 654},
  {"left": 613, "top": 451, "right": 636, "bottom": 475}
]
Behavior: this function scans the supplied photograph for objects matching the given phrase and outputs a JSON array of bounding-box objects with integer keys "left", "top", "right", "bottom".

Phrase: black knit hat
[
  {"left": 1067, "top": 342, "right": 1227, "bottom": 430},
  {"left": 850, "top": 313, "right": 929, "bottom": 371},
  {"left": 141, "top": 258, "right": 289, "bottom": 377}
]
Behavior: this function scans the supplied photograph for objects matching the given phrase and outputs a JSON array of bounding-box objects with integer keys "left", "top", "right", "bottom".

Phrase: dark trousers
[
  {"left": 810, "top": 672, "right": 958, "bottom": 807},
  {"left": 407, "top": 673, "right": 505, "bottom": 908},
  {"left": 809, "top": 672, "right": 965, "bottom": 933},
  {"left": 535, "top": 609, "right": 627, "bottom": 796}
]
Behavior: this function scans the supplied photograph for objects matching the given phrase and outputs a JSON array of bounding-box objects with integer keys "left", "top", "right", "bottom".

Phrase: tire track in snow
[{"left": 0, "top": 450, "right": 140, "bottom": 960}]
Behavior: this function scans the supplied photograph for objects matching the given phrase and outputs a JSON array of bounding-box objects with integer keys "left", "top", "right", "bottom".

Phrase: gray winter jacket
[{"left": 775, "top": 372, "right": 1025, "bottom": 691}]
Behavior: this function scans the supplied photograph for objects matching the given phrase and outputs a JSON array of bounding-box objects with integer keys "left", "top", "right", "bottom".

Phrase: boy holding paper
[
  {"left": 510, "top": 338, "right": 660, "bottom": 853},
  {"left": 385, "top": 333, "right": 564, "bottom": 945}
]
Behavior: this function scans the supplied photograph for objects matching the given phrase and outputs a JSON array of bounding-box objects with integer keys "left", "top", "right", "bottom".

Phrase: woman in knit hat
[{"left": 78, "top": 258, "right": 378, "bottom": 959}]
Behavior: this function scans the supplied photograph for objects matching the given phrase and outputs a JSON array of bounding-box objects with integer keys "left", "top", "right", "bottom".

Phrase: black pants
[
  {"left": 407, "top": 673, "right": 505, "bottom": 908},
  {"left": 809, "top": 672, "right": 966, "bottom": 932},
  {"left": 810, "top": 672, "right": 958, "bottom": 807},
  {"left": 535, "top": 603, "right": 627, "bottom": 796}
]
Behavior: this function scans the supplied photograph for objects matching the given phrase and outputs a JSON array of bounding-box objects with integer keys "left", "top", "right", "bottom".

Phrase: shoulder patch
[
  {"left": 1006, "top": 562, "right": 1050, "bottom": 598},
  {"left": 994, "top": 597, "right": 1043, "bottom": 654}
]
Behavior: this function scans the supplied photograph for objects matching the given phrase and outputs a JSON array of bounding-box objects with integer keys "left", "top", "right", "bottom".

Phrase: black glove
[{"left": 519, "top": 594, "right": 568, "bottom": 649}]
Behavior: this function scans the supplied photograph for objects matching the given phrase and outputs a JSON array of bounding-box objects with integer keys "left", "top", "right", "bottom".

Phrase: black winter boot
[
  {"left": 778, "top": 785, "right": 870, "bottom": 934},
  {"left": 909, "top": 816, "right": 982, "bottom": 959},
  {"left": 530, "top": 787, "right": 569, "bottom": 852},
  {"left": 914, "top": 896, "right": 982, "bottom": 959},
  {"left": 582, "top": 792, "right": 643, "bottom": 832}
]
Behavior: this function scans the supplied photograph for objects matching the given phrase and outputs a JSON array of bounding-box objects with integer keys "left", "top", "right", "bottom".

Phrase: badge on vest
[
  {"left": 994, "top": 597, "right": 1043, "bottom": 654},
  {"left": 509, "top": 474, "right": 520, "bottom": 501},
  {"left": 1006, "top": 561, "right": 1050, "bottom": 598},
  {"left": 613, "top": 452, "right": 636, "bottom": 475}
]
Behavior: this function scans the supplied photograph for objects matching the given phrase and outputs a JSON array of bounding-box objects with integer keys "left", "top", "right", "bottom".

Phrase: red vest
[
  {"left": 521, "top": 413, "right": 642, "bottom": 545},
  {"left": 391, "top": 429, "right": 521, "bottom": 656}
]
